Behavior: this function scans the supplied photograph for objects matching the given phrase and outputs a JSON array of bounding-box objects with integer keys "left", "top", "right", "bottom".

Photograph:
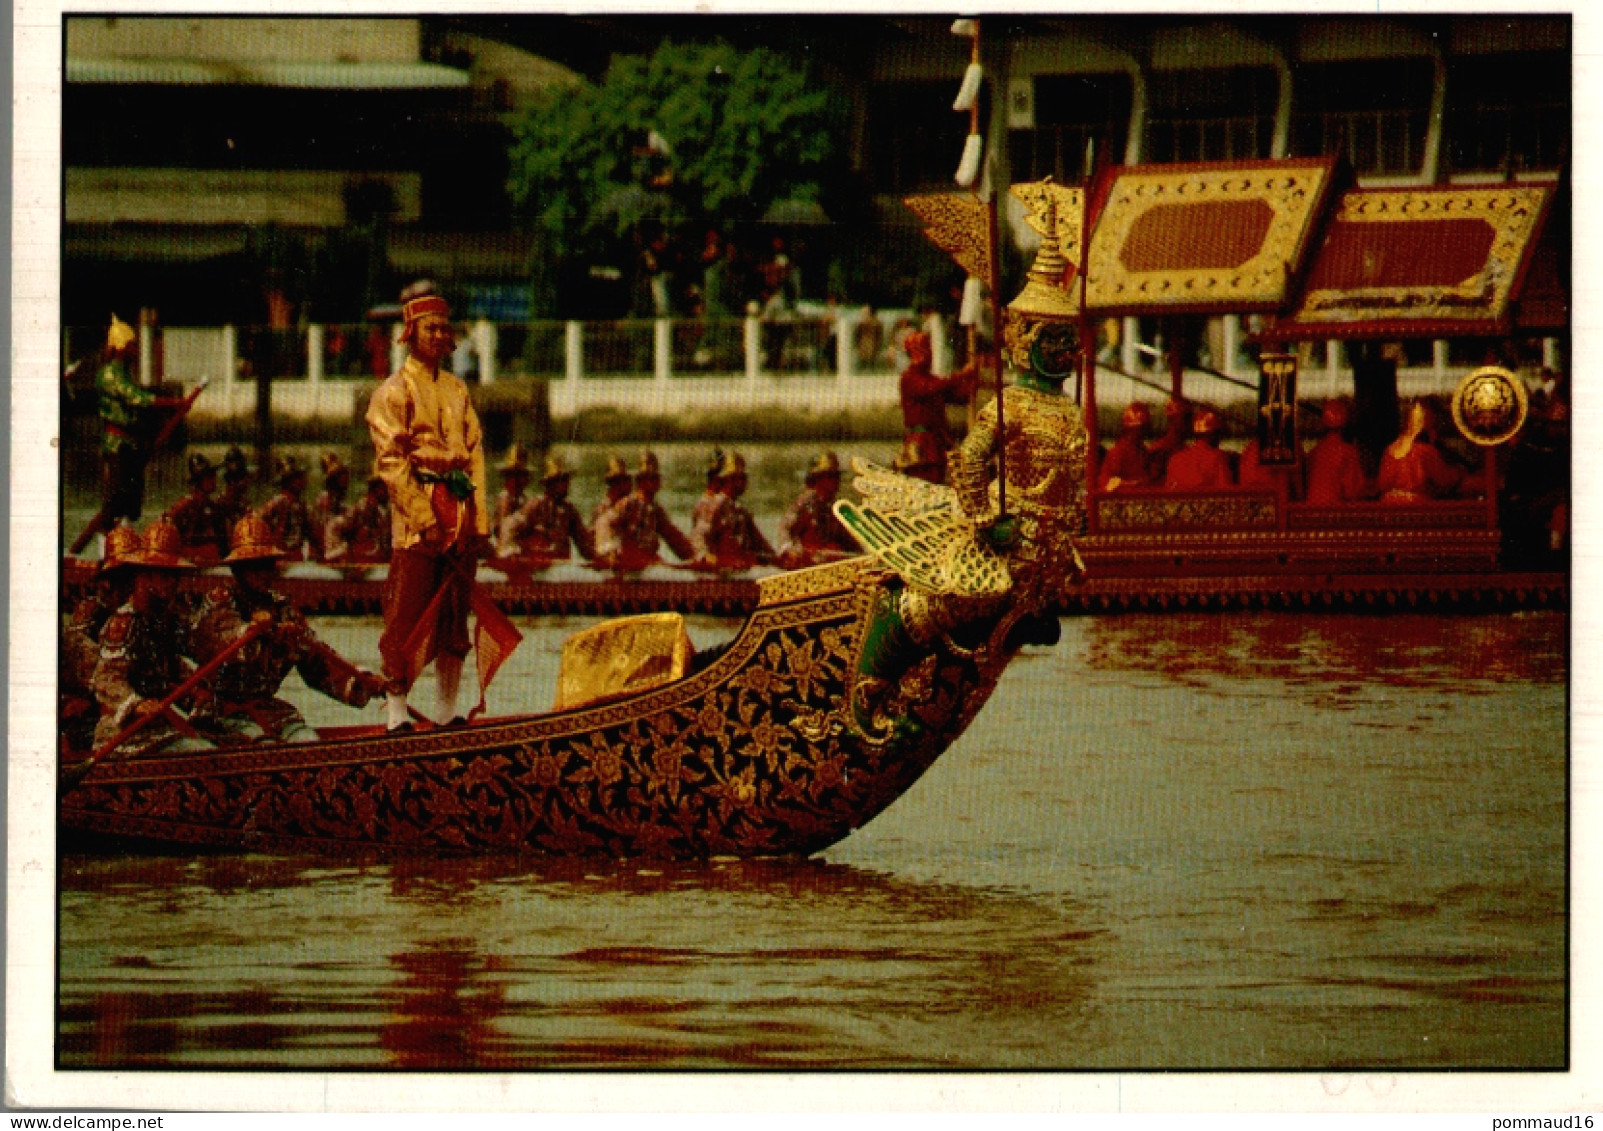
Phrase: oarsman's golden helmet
[
  {"left": 224, "top": 513, "right": 288, "bottom": 563},
  {"left": 140, "top": 518, "right": 196, "bottom": 570},
  {"left": 99, "top": 524, "right": 147, "bottom": 576},
  {"left": 604, "top": 456, "right": 632, "bottom": 484},
  {"left": 805, "top": 451, "right": 841, "bottom": 483},
  {"left": 498, "top": 443, "right": 533, "bottom": 478},
  {"left": 541, "top": 455, "right": 572, "bottom": 484},
  {"left": 718, "top": 452, "right": 747, "bottom": 479},
  {"left": 635, "top": 451, "right": 661, "bottom": 479}
]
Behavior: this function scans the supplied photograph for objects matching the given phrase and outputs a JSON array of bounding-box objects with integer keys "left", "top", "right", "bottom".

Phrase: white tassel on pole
[
  {"left": 952, "top": 62, "right": 984, "bottom": 112},
  {"left": 950, "top": 18, "right": 978, "bottom": 37},
  {"left": 955, "top": 133, "right": 983, "bottom": 188},
  {"left": 959, "top": 276, "right": 985, "bottom": 326}
]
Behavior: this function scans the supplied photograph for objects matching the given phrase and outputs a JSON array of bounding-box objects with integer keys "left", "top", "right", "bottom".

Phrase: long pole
[
  {"left": 63, "top": 616, "right": 270, "bottom": 788},
  {"left": 1079, "top": 140, "right": 1099, "bottom": 490},
  {"left": 974, "top": 19, "right": 1006, "bottom": 518}
]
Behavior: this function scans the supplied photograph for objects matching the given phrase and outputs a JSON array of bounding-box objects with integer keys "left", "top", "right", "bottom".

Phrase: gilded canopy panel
[
  {"left": 1083, "top": 157, "right": 1337, "bottom": 316},
  {"left": 1275, "top": 183, "right": 1553, "bottom": 340}
]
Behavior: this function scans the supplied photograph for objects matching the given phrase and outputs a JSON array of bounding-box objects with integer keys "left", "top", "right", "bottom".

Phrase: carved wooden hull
[{"left": 59, "top": 558, "right": 1015, "bottom": 859}]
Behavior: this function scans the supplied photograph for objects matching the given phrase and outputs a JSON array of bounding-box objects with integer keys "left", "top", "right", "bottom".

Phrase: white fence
[{"left": 145, "top": 317, "right": 1559, "bottom": 422}]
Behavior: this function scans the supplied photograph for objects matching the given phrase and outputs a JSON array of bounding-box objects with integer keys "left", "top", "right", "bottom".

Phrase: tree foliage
[{"left": 507, "top": 40, "right": 847, "bottom": 261}]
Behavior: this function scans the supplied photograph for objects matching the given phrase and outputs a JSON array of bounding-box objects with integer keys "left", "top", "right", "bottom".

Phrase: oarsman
[
  {"left": 689, "top": 449, "right": 727, "bottom": 560},
  {"left": 341, "top": 473, "right": 393, "bottom": 562},
  {"left": 165, "top": 453, "right": 230, "bottom": 560},
  {"left": 588, "top": 456, "right": 634, "bottom": 561},
  {"left": 218, "top": 446, "right": 254, "bottom": 531},
  {"left": 258, "top": 455, "right": 314, "bottom": 561},
  {"left": 777, "top": 451, "right": 858, "bottom": 568},
  {"left": 491, "top": 443, "right": 534, "bottom": 530},
  {"left": 61, "top": 524, "right": 144, "bottom": 753},
  {"left": 597, "top": 450, "right": 694, "bottom": 572},
  {"left": 366, "top": 293, "right": 490, "bottom": 731},
  {"left": 696, "top": 452, "right": 776, "bottom": 570},
  {"left": 89, "top": 519, "right": 215, "bottom": 758},
  {"left": 498, "top": 455, "right": 595, "bottom": 561},
  {"left": 189, "top": 514, "right": 384, "bottom": 743},
  {"left": 311, "top": 452, "right": 353, "bottom": 561}
]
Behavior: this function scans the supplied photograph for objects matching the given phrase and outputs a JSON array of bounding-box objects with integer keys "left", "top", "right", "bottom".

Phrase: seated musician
[
  {"left": 1236, "top": 436, "right": 1302, "bottom": 498},
  {"left": 89, "top": 519, "right": 215, "bottom": 759},
  {"left": 165, "top": 453, "right": 229, "bottom": 560},
  {"left": 1376, "top": 399, "right": 1469, "bottom": 503},
  {"left": 1147, "top": 397, "right": 1193, "bottom": 483},
  {"left": 1163, "top": 409, "right": 1234, "bottom": 490},
  {"left": 1097, "top": 402, "right": 1155, "bottom": 492},
  {"left": 189, "top": 514, "right": 384, "bottom": 743},
  {"left": 777, "top": 451, "right": 858, "bottom": 568},
  {"left": 1303, "top": 398, "right": 1369, "bottom": 504},
  {"left": 498, "top": 455, "right": 595, "bottom": 562}
]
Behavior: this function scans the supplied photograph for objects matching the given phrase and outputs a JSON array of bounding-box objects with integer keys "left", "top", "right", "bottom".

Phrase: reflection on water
[
  {"left": 58, "top": 613, "right": 1566, "bottom": 1070},
  {"left": 60, "top": 856, "right": 1102, "bottom": 1070}
]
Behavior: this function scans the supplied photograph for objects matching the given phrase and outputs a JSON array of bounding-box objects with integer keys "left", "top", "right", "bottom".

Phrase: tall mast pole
[
  {"left": 972, "top": 18, "right": 1006, "bottom": 519},
  {"left": 1079, "top": 140, "right": 1099, "bottom": 488}
]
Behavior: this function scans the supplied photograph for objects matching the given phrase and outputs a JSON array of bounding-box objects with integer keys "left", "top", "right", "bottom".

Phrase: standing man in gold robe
[{"left": 366, "top": 294, "right": 488, "bottom": 731}]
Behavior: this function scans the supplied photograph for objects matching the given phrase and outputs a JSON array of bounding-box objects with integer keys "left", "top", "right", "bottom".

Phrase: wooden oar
[
  {"left": 61, "top": 614, "right": 268, "bottom": 789},
  {"left": 70, "top": 378, "right": 211, "bottom": 555}
]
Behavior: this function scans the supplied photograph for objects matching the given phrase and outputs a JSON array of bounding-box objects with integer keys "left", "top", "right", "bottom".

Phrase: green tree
[{"left": 507, "top": 40, "right": 847, "bottom": 266}]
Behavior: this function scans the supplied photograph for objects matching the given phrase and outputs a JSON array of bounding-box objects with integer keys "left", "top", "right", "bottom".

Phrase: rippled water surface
[{"left": 58, "top": 611, "right": 1567, "bottom": 1071}]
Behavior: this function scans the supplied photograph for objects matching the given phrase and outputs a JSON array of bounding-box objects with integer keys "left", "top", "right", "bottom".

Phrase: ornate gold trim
[
  {"left": 1087, "top": 164, "right": 1332, "bottom": 310},
  {"left": 1294, "top": 186, "right": 1550, "bottom": 328}
]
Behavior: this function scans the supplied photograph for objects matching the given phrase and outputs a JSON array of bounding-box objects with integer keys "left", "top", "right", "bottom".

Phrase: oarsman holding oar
[
  {"left": 368, "top": 294, "right": 517, "bottom": 732},
  {"left": 88, "top": 518, "right": 216, "bottom": 759},
  {"left": 188, "top": 514, "right": 385, "bottom": 743}
]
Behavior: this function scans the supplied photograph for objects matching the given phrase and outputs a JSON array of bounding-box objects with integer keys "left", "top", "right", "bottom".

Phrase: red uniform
[
  {"left": 1096, "top": 435, "right": 1151, "bottom": 490},
  {"left": 899, "top": 361, "right": 974, "bottom": 478},
  {"left": 1377, "top": 441, "right": 1462, "bottom": 502},
  {"left": 1164, "top": 442, "right": 1234, "bottom": 490},
  {"left": 1304, "top": 434, "right": 1368, "bottom": 504}
]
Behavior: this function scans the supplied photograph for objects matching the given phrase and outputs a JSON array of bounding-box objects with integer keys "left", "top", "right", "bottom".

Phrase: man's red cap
[{"left": 400, "top": 295, "right": 451, "bottom": 342}]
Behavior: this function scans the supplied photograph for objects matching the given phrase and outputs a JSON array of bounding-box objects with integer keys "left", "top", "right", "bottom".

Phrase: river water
[{"left": 57, "top": 609, "right": 1567, "bottom": 1071}]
